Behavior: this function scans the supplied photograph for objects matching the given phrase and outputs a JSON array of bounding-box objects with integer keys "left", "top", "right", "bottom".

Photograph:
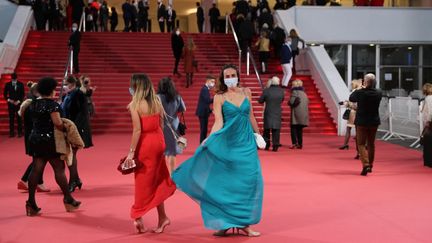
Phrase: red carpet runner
[{"left": 0, "top": 133, "right": 429, "bottom": 242}]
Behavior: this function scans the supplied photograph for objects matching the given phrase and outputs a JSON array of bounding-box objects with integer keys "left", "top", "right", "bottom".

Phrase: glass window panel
[
  {"left": 352, "top": 45, "right": 376, "bottom": 79},
  {"left": 380, "top": 45, "right": 418, "bottom": 66},
  {"left": 381, "top": 67, "right": 398, "bottom": 91},
  {"left": 401, "top": 67, "right": 418, "bottom": 93},
  {"left": 423, "top": 67, "right": 432, "bottom": 84},
  {"left": 423, "top": 46, "right": 432, "bottom": 66},
  {"left": 325, "top": 45, "right": 347, "bottom": 82}
]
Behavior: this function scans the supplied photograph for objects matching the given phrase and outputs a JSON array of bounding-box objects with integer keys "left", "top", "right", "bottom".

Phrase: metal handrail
[
  {"left": 58, "top": 48, "right": 73, "bottom": 102},
  {"left": 78, "top": 9, "right": 86, "bottom": 32},
  {"left": 225, "top": 15, "right": 241, "bottom": 74},
  {"left": 247, "top": 47, "right": 263, "bottom": 89}
]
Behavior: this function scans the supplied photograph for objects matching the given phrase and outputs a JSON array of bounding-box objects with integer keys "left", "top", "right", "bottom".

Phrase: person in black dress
[
  {"left": 26, "top": 77, "right": 81, "bottom": 216},
  {"left": 3, "top": 72, "right": 25, "bottom": 137},
  {"left": 62, "top": 76, "right": 93, "bottom": 192},
  {"left": 17, "top": 82, "right": 50, "bottom": 193}
]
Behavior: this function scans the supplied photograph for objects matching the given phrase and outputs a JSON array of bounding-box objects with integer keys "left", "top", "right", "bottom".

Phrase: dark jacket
[
  {"left": 68, "top": 30, "right": 81, "bottom": 51},
  {"left": 157, "top": 3, "right": 166, "bottom": 21},
  {"left": 270, "top": 26, "right": 286, "bottom": 46},
  {"left": 4, "top": 81, "right": 25, "bottom": 102},
  {"left": 281, "top": 43, "right": 292, "bottom": 64},
  {"left": 171, "top": 33, "right": 184, "bottom": 59},
  {"left": 62, "top": 88, "right": 93, "bottom": 148},
  {"left": 259, "top": 85, "right": 284, "bottom": 129},
  {"left": 196, "top": 85, "right": 213, "bottom": 117},
  {"left": 197, "top": 6, "right": 204, "bottom": 22},
  {"left": 122, "top": 2, "right": 132, "bottom": 19},
  {"left": 349, "top": 87, "right": 382, "bottom": 126},
  {"left": 238, "top": 19, "right": 254, "bottom": 40},
  {"left": 166, "top": 9, "right": 176, "bottom": 23},
  {"left": 235, "top": 0, "right": 249, "bottom": 16},
  {"left": 209, "top": 7, "right": 220, "bottom": 23}
]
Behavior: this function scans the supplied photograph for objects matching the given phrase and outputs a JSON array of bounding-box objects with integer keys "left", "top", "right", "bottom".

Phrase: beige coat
[
  {"left": 55, "top": 118, "right": 84, "bottom": 166},
  {"left": 290, "top": 89, "right": 309, "bottom": 126}
]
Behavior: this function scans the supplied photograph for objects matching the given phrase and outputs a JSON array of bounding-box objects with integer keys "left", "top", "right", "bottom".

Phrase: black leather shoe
[
  {"left": 69, "top": 179, "right": 83, "bottom": 193},
  {"left": 368, "top": 166, "right": 373, "bottom": 173},
  {"left": 265, "top": 144, "right": 270, "bottom": 150},
  {"left": 360, "top": 166, "right": 370, "bottom": 176},
  {"left": 272, "top": 146, "right": 279, "bottom": 152}
]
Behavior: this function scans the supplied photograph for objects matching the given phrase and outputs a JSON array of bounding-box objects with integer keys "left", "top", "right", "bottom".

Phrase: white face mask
[
  {"left": 175, "top": 30, "right": 180, "bottom": 35},
  {"left": 129, "top": 87, "right": 135, "bottom": 96},
  {"left": 224, "top": 77, "right": 238, "bottom": 88},
  {"left": 207, "top": 82, "right": 215, "bottom": 88},
  {"left": 72, "top": 27, "right": 77, "bottom": 32}
]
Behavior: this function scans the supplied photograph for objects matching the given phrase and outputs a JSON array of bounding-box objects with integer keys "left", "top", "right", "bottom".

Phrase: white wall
[
  {"left": 0, "top": 0, "right": 18, "bottom": 42},
  {"left": 0, "top": 6, "right": 34, "bottom": 74},
  {"left": 277, "top": 7, "right": 432, "bottom": 44}
]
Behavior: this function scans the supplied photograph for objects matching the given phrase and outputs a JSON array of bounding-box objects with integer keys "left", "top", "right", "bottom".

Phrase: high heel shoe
[
  {"left": 360, "top": 166, "right": 370, "bottom": 176},
  {"left": 37, "top": 184, "right": 51, "bottom": 192},
  {"left": 18, "top": 181, "right": 28, "bottom": 191},
  {"left": 152, "top": 218, "right": 170, "bottom": 234},
  {"left": 69, "top": 179, "right": 82, "bottom": 193},
  {"left": 212, "top": 228, "right": 231, "bottom": 237},
  {"left": 63, "top": 198, "right": 81, "bottom": 212},
  {"left": 236, "top": 227, "right": 261, "bottom": 237},
  {"left": 339, "top": 145, "right": 349, "bottom": 150},
  {"left": 134, "top": 218, "right": 147, "bottom": 234},
  {"left": 25, "top": 201, "right": 41, "bottom": 216}
]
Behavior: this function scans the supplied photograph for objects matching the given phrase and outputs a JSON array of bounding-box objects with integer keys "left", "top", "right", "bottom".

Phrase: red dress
[{"left": 130, "top": 114, "right": 176, "bottom": 219}]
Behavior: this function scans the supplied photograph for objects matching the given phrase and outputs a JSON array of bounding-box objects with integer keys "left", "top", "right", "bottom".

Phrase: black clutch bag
[
  {"left": 342, "top": 109, "right": 351, "bottom": 120},
  {"left": 117, "top": 157, "right": 143, "bottom": 175}
]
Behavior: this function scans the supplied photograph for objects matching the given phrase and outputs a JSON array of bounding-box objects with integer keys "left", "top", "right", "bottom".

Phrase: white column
[
  {"left": 419, "top": 45, "right": 423, "bottom": 90},
  {"left": 347, "top": 44, "right": 352, "bottom": 87},
  {"left": 376, "top": 44, "right": 380, "bottom": 89}
]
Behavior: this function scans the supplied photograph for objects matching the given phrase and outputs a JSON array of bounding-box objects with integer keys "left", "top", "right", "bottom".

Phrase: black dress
[{"left": 28, "top": 98, "right": 61, "bottom": 158}]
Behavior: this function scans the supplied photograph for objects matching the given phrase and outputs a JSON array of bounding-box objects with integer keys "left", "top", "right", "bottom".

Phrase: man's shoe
[{"left": 360, "top": 166, "right": 370, "bottom": 176}]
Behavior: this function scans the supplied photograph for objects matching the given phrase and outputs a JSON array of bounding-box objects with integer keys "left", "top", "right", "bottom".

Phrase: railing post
[
  {"left": 238, "top": 50, "right": 242, "bottom": 75},
  {"left": 70, "top": 49, "right": 73, "bottom": 74},
  {"left": 246, "top": 51, "right": 250, "bottom": 76},
  {"left": 225, "top": 15, "right": 228, "bottom": 34}
]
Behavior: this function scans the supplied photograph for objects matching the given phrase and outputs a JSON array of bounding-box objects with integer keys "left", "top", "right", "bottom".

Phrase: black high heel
[
  {"left": 339, "top": 145, "right": 349, "bottom": 150},
  {"left": 213, "top": 228, "right": 231, "bottom": 237},
  {"left": 360, "top": 166, "right": 370, "bottom": 176},
  {"left": 69, "top": 179, "right": 82, "bottom": 192},
  {"left": 63, "top": 198, "right": 81, "bottom": 212},
  {"left": 26, "top": 201, "right": 41, "bottom": 216}
]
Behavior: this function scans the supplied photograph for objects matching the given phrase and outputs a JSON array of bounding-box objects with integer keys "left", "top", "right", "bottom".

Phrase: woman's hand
[{"left": 123, "top": 154, "right": 136, "bottom": 170}]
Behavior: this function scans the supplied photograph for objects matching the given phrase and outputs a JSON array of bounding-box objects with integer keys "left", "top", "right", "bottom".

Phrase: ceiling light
[
  {"left": 408, "top": 46, "right": 412, "bottom": 50},
  {"left": 369, "top": 44, "right": 375, "bottom": 47}
]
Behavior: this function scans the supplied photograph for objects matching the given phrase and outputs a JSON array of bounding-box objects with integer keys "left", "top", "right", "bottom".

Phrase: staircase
[{"left": 0, "top": 31, "right": 336, "bottom": 135}]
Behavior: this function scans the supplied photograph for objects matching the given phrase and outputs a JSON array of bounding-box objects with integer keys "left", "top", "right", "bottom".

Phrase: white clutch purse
[{"left": 254, "top": 133, "right": 266, "bottom": 149}]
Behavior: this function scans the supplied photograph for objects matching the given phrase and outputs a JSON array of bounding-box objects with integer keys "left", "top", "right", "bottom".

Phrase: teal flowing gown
[{"left": 172, "top": 98, "right": 263, "bottom": 230}]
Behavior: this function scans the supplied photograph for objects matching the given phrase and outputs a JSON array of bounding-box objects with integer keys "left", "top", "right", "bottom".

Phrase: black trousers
[
  {"left": 210, "top": 21, "right": 217, "bottom": 33},
  {"left": 424, "top": 131, "right": 432, "bottom": 167},
  {"left": 263, "top": 128, "right": 281, "bottom": 148},
  {"left": 21, "top": 160, "right": 44, "bottom": 184},
  {"left": 199, "top": 115, "right": 209, "bottom": 143},
  {"left": 159, "top": 21, "right": 165, "bottom": 32},
  {"left": 73, "top": 49, "right": 80, "bottom": 73},
  {"left": 8, "top": 103, "right": 22, "bottom": 136},
  {"left": 123, "top": 17, "right": 130, "bottom": 32},
  {"left": 291, "top": 125, "right": 304, "bottom": 146},
  {"left": 166, "top": 21, "right": 174, "bottom": 33},
  {"left": 173, "top": 57, "right": 181, "bottom": 74},
  {"left": 197, "top": 20, "right": 204, "bottom": 33}
]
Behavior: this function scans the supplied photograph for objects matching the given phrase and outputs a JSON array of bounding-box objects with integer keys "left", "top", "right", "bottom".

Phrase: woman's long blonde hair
[{"left": 128, "top": 73, "right": 162, "bottom": 115}]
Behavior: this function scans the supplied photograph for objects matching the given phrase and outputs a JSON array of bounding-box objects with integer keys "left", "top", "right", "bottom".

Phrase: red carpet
[{"left": 0, "top": 133, "right": 430, "bottom": 243}]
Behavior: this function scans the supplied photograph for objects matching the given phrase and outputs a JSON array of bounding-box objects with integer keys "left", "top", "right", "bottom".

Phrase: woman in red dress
[{"left": 123, "top": 74, "right": 176, "bottom": 234}]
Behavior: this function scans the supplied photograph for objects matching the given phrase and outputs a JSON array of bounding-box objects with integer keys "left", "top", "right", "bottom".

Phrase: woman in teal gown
[{"left": 172, "top": 64, "right": 263, "bottom": 237}]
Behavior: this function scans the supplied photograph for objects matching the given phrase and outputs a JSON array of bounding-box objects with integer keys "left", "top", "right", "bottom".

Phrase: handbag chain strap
[{"left": 162, "top": 111, "right": 180, "bottom": 140}]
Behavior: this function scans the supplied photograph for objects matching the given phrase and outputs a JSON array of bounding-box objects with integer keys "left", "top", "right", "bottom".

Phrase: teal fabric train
[{"left": 172, "top": 98, "right": 263, "bottom": 230}]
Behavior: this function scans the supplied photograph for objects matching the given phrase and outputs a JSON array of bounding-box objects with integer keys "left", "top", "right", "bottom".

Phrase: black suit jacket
[
  {"left": 68, "top": 30, "right": 81, "bottom": 51},
  {"left": 171, "top": 33, "right": 184, "bottom": 58},
  {"left": 3, "top": 81, "right": 25, "bottom": 102},
  {"left": 157, "top": 3, "right": 166, "bottom": 21},
  {"left": 197, "top": 6, "right": 204, "bottom": 22},
  {"left": 166, "top": 9, "right": 176, "bottom": 22},
  {"left": 209, "top": 7, "right": 220, "bottom": 23},
  {"left": 349, "top": 87, "right": 382, "bottom": 126},
  {"left": 195, "top": 85, "right": 213, "bottom": 117}
]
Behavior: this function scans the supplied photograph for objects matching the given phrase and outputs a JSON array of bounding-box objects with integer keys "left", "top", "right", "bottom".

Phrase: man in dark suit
[
  {"left": 349, "top": 73, "right": 382, "bottom": 176},
  {"left": 166, "top": 4, "right": 176, "bottom": 33},
  {"left": 157, "top": 0, "right": 166, "bottom": 32},
  {"left": 196, "top": 75, "right": 215, "bottom": 143},
  {"left": 171, "top": 27, "right": 184, "bottom": 76},
  {"left": 258, "top": 76, "right": 284, "bottom": 151},
  {"left": 235, "top": 0, "right": 249, "bottom": 17},
  {"left": 3, "top": 73, "right": 25, "bottom": 137},
  {"left": 68, "top": 23, "right": 81, "bottom": 74},
  {"left": 196, "top": 2, "right": 204, "bottom": 33},
  {"left": 122, "top": 0, "right": 132, "bottom": 32},
  {"left": 208, "top": 3, "right": 220, "bottom": 33}
]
